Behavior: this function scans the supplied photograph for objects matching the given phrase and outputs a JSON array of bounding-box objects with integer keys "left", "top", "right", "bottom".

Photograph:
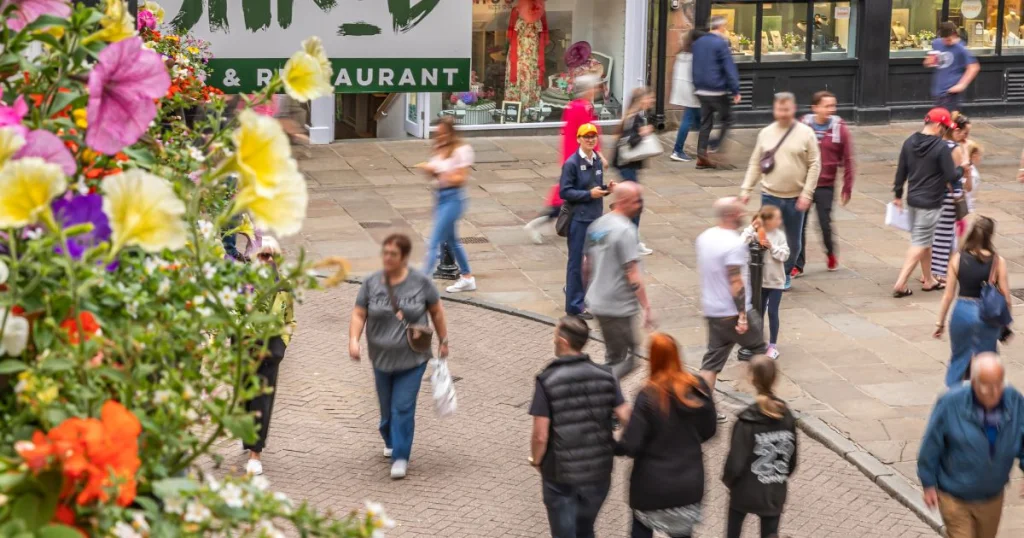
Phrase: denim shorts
[{"left": 908, "top": 206, "right": 942, "bottom": 247}]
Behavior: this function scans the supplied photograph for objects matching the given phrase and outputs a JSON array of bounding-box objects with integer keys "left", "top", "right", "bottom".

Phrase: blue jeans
[
  {"left": 761, "top": 194, "right": 806, "bottom": 275},
  {"left": 760, "top": 288, "right": 784, "bottom": 344},
  {"left": 946, "top": 299, "right": 1001, "bottom": 387},
  {"left": 672, "top": 107, "right": 701, "bottom": 156},
  {"left": 566, "top": 219, "right": 591, "bottom": 315},
  {"left": 373, "top": 361, "right": 428, "bottom": 462},
  {"left": 618, "top": 167, "right": 641, "bottom": 227},
  {"left": 542, "top": 479, "right": 610, "bottom": 538},
  {"left": 423, "top": 188, "right": 472, "bottom": 276}
]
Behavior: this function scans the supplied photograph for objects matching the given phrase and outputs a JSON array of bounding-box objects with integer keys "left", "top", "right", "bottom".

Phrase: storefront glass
[
  {"left": 429, "top": 0, "right": 627, "bottom": 128},
  {"left": 811, "top": 2, "right": 858, "bottom": 60},
  {"left": 890, "top": 0, "right": 945, "bottom": 57},
  {"left": 1003, "top": 0, "right": 1024, "bottom": 54},
  {"left": 711, "top": 3, "right": 758, "bottom": 63},
  {"left": 948, "top": 0, "right": 998, "bottom": 55},
  {"left": 762, "top": 2, "right": 809, "bottom": 62}
]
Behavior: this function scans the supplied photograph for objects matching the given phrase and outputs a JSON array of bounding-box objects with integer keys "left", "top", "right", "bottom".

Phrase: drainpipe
[{"left": 653, "top": 0, "right": 669, "bottom": 130}]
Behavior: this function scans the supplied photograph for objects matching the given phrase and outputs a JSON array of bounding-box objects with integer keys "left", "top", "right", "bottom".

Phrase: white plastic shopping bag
[
  {"left": 429, "top": 358, "right": 458, "bottom": 417},
  {"left": 885, "top": 202, "right": 911, "bottom": 232}
]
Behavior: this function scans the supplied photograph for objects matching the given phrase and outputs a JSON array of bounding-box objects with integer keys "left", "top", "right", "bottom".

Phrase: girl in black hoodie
[{"left": 722, "top": 356, "right": 798, "bottom": 538}]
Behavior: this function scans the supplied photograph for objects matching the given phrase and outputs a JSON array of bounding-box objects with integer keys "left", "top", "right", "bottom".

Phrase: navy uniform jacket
[{"left": 559, "top": 150, "right": 606, "bottom": 223}]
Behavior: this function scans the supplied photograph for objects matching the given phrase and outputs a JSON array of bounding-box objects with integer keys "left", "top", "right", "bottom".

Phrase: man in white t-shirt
[{"left": 696, "top": 197, "right": 766, "bottom": 419}]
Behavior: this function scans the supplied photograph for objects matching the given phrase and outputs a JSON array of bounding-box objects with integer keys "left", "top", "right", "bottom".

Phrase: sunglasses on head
[{"left": 257, "top": 252, "right": 274, "bottom": 261}]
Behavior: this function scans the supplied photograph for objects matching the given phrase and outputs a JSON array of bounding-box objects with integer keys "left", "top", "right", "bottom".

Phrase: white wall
[{"left": 589, "top": 0, "right": 628, "bottom": 101}]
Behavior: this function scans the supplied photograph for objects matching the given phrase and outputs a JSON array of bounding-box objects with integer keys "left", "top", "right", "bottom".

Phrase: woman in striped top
[{"left": 929, "top": 113, "right": 972, "bottom": 284}]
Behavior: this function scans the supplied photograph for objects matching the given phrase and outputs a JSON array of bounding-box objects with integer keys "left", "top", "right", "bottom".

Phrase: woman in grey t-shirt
[{"left": 349, "top": 234, "right": 449, "bottom": 479}]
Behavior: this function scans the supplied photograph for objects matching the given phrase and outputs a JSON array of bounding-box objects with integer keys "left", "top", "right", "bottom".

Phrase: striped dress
[{"left": 931, "top": 140, "right": 963, "bottom": 279}]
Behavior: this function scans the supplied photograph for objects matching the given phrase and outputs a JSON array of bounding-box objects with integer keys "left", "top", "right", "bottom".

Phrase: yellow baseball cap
[{"left": 576, "top": 123, "right": 598, "bottom": 138}]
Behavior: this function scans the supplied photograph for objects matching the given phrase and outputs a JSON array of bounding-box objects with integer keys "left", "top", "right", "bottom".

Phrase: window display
[
  {"left": 947, "top": 0, "right": 998, "bottom": 55},
  {"left": 429, "top": 0, "right": 626, "bottom": 127},
  {"left": 811, "top": 2, "right": 857, "bottom": 60},
  {"left": 711, "top": 3, "right": 757, "bottom": 63},
  {"left": 762, "top": 3, "right": 809, "bottom": 62},
  {"left": 890, "top": 0, "right": 945, "bottom": 57},
  {"left": 1004, "top": 0, "right": 1024, "bottom": 54}
]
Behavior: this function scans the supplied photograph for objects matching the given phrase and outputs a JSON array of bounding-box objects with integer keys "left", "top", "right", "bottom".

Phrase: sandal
[
  {"left": 922, "top": 282, "right": 946, "bottom": 292},
  {"left": 893, "top": 288, "right": 913, "bottom": 298}
]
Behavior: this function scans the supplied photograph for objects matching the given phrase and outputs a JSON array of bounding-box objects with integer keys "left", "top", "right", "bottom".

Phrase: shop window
[
  {"left": 947, "top": 0, "right": 998, "bottom": 55},
  {"left": 811, "top": 2, "right": 858, "bottom": 60},
  {"left": 429, "top": 0, "right": 626, "bottom": 127},
  {"left": 762, "top": 2, "right": 809, "bottom": 62},
  {"left": 710, "top": 3, "right": 758, "bottom": 63},
  {"left": 890, "top": 0, "right": 945, "bottom": 57},
  {"left": 1004, "top": 0, "right": 1024, "bottom": 54}
]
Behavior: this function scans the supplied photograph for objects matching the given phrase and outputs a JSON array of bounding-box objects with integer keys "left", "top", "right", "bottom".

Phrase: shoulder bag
[
  {"left": 979, "top": 256, "right": 1013, "bottom": 328},
  {"left": 385, "top": 276, "right": 434, "bottom": 353},
  {"left": 617, "top": 116, "right": 663, "bottom": 164},
  {"left": 759, "top": 124, "right": 796, "bottom": 175},
  {"left": 555, "top": 203, "right": 572, "bottom": 238},
  {"left": 951, "top": 186, "right": 969, "bottom": 220}
]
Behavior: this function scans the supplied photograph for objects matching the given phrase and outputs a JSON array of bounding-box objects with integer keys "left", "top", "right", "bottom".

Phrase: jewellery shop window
[
  {"left": 711, "top": 1, "right": 856, "bottom": 62},
  {"left": 430, "top": 0, "right": 627, "bottom": 127},
  {"left": 890, "top": 0, "right": 947, "bottom": 57},
  {"left": 1004, "top": 0, "right": 1024, "bottom": 54},
  {"left": 810, "top": 2, "right": 858, "bottom": 60},
  {"left": 947, "top": 0, "right": 999, "bottom": 56}
]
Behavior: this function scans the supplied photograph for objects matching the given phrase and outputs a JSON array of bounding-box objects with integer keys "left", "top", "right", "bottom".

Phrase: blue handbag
[{"left": 979, "top": 256, "right": 1013, "bottom": 328}]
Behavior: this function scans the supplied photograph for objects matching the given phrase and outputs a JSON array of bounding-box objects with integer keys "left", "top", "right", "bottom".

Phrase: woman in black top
[
  {"left": 617, "top": 333, "right": 717, "bottom": 538},
  {"left": 614, "top": 86, "right": 655, "bottom": 255},
  {"left": 934, "top": 216, "right": 1011, "bottom": 387}
]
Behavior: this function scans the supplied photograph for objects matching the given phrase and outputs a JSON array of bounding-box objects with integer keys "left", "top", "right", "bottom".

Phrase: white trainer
[
  {"left": 446, "top": 276, "right": 477, "bottom": 293},
  {"left": 246, "top": 459, "right": 263, "bottom": 476},
  {"left": 383, "top": 448, "right": 393, "bottom": 459},
  {"left": 390, "top": 459, "right": 408, "bottom": 479},
  {"left": 524, "top": 217, "right": 547, "bottom": 244},
  {"left": 638, "top": 242, "right": 653, "bottom": 256}
]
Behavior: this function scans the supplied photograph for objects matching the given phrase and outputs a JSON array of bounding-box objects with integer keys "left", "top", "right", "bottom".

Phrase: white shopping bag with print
[
  {"left": 430, "top": 358, "right": 457, "bottom": 417},
  {"left": 885, "top": 202, "right": 911, "bottom": 232}
]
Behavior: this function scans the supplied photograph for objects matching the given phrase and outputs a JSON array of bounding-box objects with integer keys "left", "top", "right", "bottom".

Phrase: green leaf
[
  {"left": 122, "top": 146, "right": 156, "bottom": 167},
  {"left": 0, "top": 471, "right": 26, "bottom": 492},
  {"left": 95, "top": 366, "right": 129, "bottom": 384},
  {"left": 39, "top": 357, "right": 73, "bottom": 373},
  {"left": 151, "top": 477, "right": 199, "bottom": 500},
  {"left": 10, "top": 493, "right": 40, "bottom": 530},
  {"left": 42, "top": 408, "right": 68, "bottom": 428},
  {"left": 0, "top": 359, "right": 28, "bottom": 374},
  {"left": 38, "top": 525, "right": 86, "bottom": 538},
  {"left": 221, "top": 413, "right": 257, "bottom": 444},
  {"left": 32, "top": 33, "right": 61, "bottom": 50},
  {"left": 46, "top": 90, "right": 82, "bottom": 115},
  {"left": 22, "top": 14, "right": 71, "bottom": 32}
]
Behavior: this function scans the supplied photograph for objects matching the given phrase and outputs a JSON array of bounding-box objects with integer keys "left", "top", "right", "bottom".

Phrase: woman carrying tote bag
[{"left": 614, "top": 86, "right": 660, "bottom": 255}]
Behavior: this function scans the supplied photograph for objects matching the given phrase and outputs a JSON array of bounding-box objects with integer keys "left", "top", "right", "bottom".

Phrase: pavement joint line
[{"left": 334, "top": 275, "right": 945, "bottom": 534}]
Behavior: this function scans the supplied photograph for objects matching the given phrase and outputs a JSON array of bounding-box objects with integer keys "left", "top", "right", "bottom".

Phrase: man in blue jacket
[
  {"left": 917, "top": 353, "right": 1024, "bottom": 538},
  {"left": 692, "top": 15, "right": 741, "bottom": 170},
  {"left": 560, "top": 123, "right": 612, "bottom": 319}
]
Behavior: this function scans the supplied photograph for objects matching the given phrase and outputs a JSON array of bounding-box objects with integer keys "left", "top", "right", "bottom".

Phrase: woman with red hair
[{"left": 616, "top": 333, "right": 717, "bottom": 538}]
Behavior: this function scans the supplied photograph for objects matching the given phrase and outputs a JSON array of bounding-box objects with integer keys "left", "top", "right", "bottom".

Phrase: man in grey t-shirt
[{"left": 584, "top": 182, "right": 653, "bottom": 379}]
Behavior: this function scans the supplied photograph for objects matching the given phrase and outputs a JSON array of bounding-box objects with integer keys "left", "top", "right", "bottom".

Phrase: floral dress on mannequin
[{"left": 505, "top": 1, "right": 548, "bottom": 111}]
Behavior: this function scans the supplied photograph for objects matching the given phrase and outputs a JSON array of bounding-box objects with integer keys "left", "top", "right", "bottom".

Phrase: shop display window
[
  {"left": 761, "top": 3, "right": 809, "bottom": 62},
  {"left": 429, "top": 0, "right": 626, "bottom": 127},
  {"left": 811, "top": 2, "right": 858, "bottom": 60},
  {"left": 890, "top": 0, "right": 947, "bottom": 57},
  {"left": 710, "top": 3, "right": 758, "bottom": 63},
  {"left": 947, "top": 0, "right": 998, "bottom": 55},
  {"left": 1003, "top": 0, "right": 1024, "bottom": 54}
]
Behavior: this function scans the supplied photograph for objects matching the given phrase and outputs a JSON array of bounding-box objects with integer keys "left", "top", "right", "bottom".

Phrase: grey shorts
[
  {"left": 701, "top": 311, "right": 767, "bottom": 373},
  {"left": 908, "top": 206, "right": 942, "bottom": 247}
]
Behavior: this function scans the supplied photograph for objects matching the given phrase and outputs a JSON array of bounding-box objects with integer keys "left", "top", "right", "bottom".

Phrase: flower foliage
[{"left": 0, "top": 2, "right": 372, "bottom": 537}]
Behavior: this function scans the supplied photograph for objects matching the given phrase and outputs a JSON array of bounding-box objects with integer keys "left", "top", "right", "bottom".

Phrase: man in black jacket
[
  {"left": 529, "top": 316, "right": 631, "bottom": 538},
  {"left": 892, "top": 108, "right": 965, "bottom": 298}
]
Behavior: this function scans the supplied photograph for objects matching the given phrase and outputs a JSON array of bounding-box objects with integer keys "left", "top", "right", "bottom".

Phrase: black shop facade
[{"left": 687, "top": 0, "right": 1024, "bottom": 125}]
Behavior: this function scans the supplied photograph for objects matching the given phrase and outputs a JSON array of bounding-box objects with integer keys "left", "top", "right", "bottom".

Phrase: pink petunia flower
[
  {"left": 85, "top": 37, "right": 171, "bottom": 155},
  {"left": 15, "top": 129, "right": 76, "bottom": 176},
  {"left": 3, "top": 0, "right": 71, "bottom": 31},
  {"left": 136, "top": 9, "right": 156, "bottom": 30},
  {"left": 0, "top": 88, "right": 28, "bottom": 138}
]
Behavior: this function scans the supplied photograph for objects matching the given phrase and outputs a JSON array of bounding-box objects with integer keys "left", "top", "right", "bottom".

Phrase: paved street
[
  {"left": 218, "top": 285, "right": 938, "bottom": 537},
  {"left": 276, "top": 119, "right": 1024, "bottom": 535}
]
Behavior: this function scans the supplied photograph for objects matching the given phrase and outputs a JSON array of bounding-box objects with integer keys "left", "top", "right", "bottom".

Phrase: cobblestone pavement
[
  {"left": 216, "top": 284, "right": 938, "bottom": 538},
  {"left": 283, "top": 120, "right": 1024, "bottom": 535}
]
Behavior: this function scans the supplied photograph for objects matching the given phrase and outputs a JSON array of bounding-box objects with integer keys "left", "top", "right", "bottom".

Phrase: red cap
[{"left": 925, "top": 107, "right": 955, "bottom": 128}]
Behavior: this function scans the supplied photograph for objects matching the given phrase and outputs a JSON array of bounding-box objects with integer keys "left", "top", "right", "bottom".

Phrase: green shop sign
[{"left": 167, "top": 0, "right": 471, "bottom": 94}]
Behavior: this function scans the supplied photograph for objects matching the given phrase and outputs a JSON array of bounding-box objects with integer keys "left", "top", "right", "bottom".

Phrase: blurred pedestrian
[
  {"left": 529, "top": 316, "right": 631, "bottom": 538},
  {"left": 523, "top": 184, "right": 563, "bottom": 244},
  {"left": 696, "top": 197, "right": 767, "bottom": 421},
  {"left": 243, "top": 237, "right": 295, "bottom": 476},
  {"left": 693, "top": 15, "right": 741, "bottom": 169},
  {"left": 585, "top": 181, "right": 652, "bottom": 379},
  {"left": 418, "top": 116, "right": 477, "bottom": 294},
  {"left": 740, "top": 92, "right": 821, "bottom": 290},
  {"left": 964, "top": 140, "right": 983, "bottom": 219},
  {"left": 617, "top": 333, "right": 716, "bottom": 538},
  {"left": 741, "top": 206, "right": 789, "bottom": 360},
  {"left": 614, "top": 86, "right": 655, "bottom": 255},
  {"left": 917, "top": 354, "right": 1024, "bottom": 538},
  {"left": 723, "top": 356, "right": 797, "bottom": 538},
  {"left": 891, "top": 108, "right": 964, "bottom": 298},
  {"left": 926, "top": 22, "right": 979, "bottom": 112},
  {"left": 669, "top": 30, "right": 702, "bottom": 163},
  {"left": 561, "top": 123, "right": 613, "bottom": 320},
  {"left": 349, "top": 234, "right": 450, "bottom": 480},
  {"left": 794, "top": 91, "right": 854, "bottom": 275},
  {"left": 560, "top": 74, "right": 607, "bottom": 169},
  {"left": 933, "top": 217, "right": 1011, "bottom": 387},
  {"left": 930, "top": 113, "right": 972, "bottom": 283}
]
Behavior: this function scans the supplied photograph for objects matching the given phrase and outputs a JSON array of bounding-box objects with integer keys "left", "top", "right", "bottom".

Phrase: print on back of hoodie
[{"left": 752, "top": 430, "right": 795, "bottom": 484}]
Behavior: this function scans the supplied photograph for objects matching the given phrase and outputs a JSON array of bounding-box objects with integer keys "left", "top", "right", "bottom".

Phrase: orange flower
[
  {"left": 15, "top": 431, "right": 54, "bottom": 471},
  {"left": 60, "top": 311, "right": 101, "bottom": 345}
]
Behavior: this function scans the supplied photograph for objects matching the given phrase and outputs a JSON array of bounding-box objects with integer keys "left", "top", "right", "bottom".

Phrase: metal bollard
[
  {"left": 433, "top": 242, "right": 460, "bottom": 281},
  {"left": 749, "top": 242, "right": 765, "bottom": 316}
]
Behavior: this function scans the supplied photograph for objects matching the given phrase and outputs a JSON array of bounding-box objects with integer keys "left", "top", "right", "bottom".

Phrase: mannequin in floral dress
[{"left": 505, "top": 0, "right": 548, "bottom": 111}]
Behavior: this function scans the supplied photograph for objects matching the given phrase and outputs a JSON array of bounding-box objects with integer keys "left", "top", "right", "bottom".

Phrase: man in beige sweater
[{"left": 740, "top": 92, "right": 821, "bottom": 289}]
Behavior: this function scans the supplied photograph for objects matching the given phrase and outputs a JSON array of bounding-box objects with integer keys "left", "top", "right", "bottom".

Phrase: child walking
[
  {"left": 523, "top": 183, "right": 562, "bottom": 244},
  {"left": 957, "top": 139, "right": 982, "bottom": 239},
  {"left": 741, "top": 206, "right": 789, "bottom": 360},
  {"left": 722, "top": 356, "right": 798, "bottom": 538}
]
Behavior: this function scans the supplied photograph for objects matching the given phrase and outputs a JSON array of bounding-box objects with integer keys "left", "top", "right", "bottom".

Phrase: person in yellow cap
[{"left": 559, "top": 122, "right": 614, "bottom": 319}]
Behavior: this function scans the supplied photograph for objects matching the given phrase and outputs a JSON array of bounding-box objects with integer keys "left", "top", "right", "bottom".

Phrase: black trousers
[
  {"left": 795, "top": 186, "right": 835, "bottom": 271},
  {"left": 243, "top": 336, "right": 287, "bottom": 453},
  {"left": 697, "top": 94, "right": 735, "bottom": 157},
  {"left": 726, "top": 508, "right": 781, "bottom": 538}
]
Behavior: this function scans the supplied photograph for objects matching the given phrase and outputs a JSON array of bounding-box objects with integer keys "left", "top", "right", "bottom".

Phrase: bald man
[
  {"left": 918, "top": 353, "right": 1024, "bottom": 538},
  {"left": 584, "top": 182, "right": 651, "bottom": 379}
]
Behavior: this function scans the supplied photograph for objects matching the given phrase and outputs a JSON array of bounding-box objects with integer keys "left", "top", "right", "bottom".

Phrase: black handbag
[
  {"left": 952, "top": 191, "right": 969, "bottom": 220},
  {"left": 759, "top": 124, "right": 796, "bottom": 175},
  {"left": 555, "top": 203, "right": 572, "bottom": 238}
]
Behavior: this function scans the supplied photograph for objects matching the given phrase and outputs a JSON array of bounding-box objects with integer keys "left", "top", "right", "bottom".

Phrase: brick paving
[{"left": 215, "top": 284, "right": 938, "bottom": 537}]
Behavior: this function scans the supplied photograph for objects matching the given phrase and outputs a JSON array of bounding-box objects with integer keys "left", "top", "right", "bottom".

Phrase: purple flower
[
  {"left": 51, "top": 194, "right": 112, "bottom": 261},
  {"left": 15, "top": 129, "right": 76, "bottom": 176}
]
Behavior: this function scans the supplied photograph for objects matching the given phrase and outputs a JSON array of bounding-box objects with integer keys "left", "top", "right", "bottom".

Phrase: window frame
[
  {"left": 893, "top": 0, "right": 1014, "bottom": 57},
  {"left": 712, "top": 0, "right": 857, "bottom": 62}
]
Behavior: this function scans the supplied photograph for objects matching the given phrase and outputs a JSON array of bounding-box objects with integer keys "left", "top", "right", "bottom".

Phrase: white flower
[
  {"left": 182, "top": 384, "right": 196, "bottom": 400},
  {"left": 197, "top": 219, "right": 214, "bottom": 239},
  {"left": 250, "top": 475, "right": 270, "bottom": 491},
  {"left": 111, "top": 521, "right": 141, "bottom": 538},
  {"left": 126, "top": 301, "right": 138, "bottom": 319},
  {"left": 257, "top": 520, "right": 285, "bottom": 538},
  {"left": 24, "top": 227, "right": 43, "bottom": 240},
  {"left": 184, "top": 408, "right": 199, "bottom": 422},
  {"left": 205, "top": 475, "right": 221, "bottom": 492},
  {"left": 164, "top": 495, "right": 185, "bottom": 514},
  {"left": 153, "top": 390, "right": 172, "bottom": 405},
  {"left": 273, "top": 491, "right": 293, "bottom": 515},
  {"left": 202, "top": 262, "right": 216, "bottom": 280},
  {"left": 131, "top": 512, "right": 149, "bottom": 532},
  {"left": 217, "top": 286, "right": 238, "bottom": 308},
  {"left": 157, "top": 278, "right": 171, "bottom": 296},
  {"left": 183, "top": 501, "right": 211, "bottom": 523},
  {"left": 257, "top": 267, "right": 270, "bottom": 279},
  {"left": 189, "top": 146, "right": 206, "bottom": 163},
  {"left": 73, "top": 178, "right": 89, "bottom": 195},
  {"left": 0, "top": 259, "right": 8, "bottom": 285},
  {"left": 1, "top": 310, "right": 29, "bottom": 356},
  {"left": 219, "top": 482, "right": 244, "bottom": 509},
  {"left": 0, "top": 494, "right": 7, "bottom": 506},
  {"left": 144, "top": 257, "right": 161, "bottom": 275},
  {"left": 193, "top": 294, "right": 206, "bottom": 305},
  {"left": 196, "top": 306, "right": 214, "bottom": 318},
  {"left": 365, "top": 501, "right": 395, "bottom": 530},
  {"left": 13, "top": 378, "right": 27, "bottom": 393}
]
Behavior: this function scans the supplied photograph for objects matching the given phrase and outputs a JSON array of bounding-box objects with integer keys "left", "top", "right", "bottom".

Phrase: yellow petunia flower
[
  {"left": 0, "top": 129, "right": 26, "bottom": 166},
  {"left": 0, "top": 157, "right": 66, "bottom": 228},
  {"left": 143, "top": 1, "right": 165, "bottom": 24},
  {"left": 103, "top": 169, "right": 187, "bottom": 255},
  {"left": 234, "top": 167, "right": 308, "bottom": 237},
  {"left": 281, "top": 37, "right": 333, "bottom": 103},
  {"left": 90, "top": 0, "right": 136, "bottom": 44},
  {"left": 187, "top": 46, "right": 199, "bottom": 55},
  {"left": 229, "top": 109, "right": 297, "bottom": 199},
  {"left": 72, "top": 108, "right": 88, "bottom": 129}
]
